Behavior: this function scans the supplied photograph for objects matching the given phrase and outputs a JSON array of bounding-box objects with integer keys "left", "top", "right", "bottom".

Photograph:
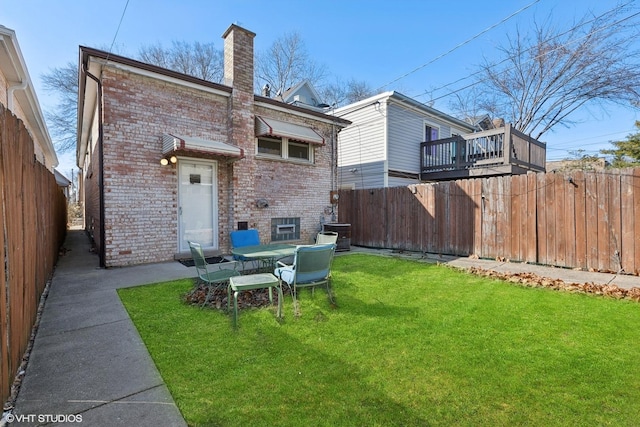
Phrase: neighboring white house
[
  {"left": 333, "top": 91, "right": 476, "bottom": 189},
  {"left": 274, "top": 80, "right": 329, "bottom": 112},
  {"left": 54, "top": 169, "right": 72, "bottom": 198},
  {"left": 0, "top": 25, "right": 58, "bottom": 171}
]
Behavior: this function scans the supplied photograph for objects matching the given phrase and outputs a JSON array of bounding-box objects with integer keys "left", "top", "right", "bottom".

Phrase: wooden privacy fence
[
  {"left": 0, "top": 103, "right": 67, "bottom": 405},
  {"left": 338, "top": 168, "right": 640, "bottom": 275}
]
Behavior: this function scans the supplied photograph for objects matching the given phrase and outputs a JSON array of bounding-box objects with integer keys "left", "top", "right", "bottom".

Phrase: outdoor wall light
[{"left": 160, "top": 156, "right": 177, "bottom": 166}]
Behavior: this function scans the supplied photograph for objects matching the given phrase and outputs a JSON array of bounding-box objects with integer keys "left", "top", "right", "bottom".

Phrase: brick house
[{"left": 77, "top": 24, "right": 350, "bottom": 267}]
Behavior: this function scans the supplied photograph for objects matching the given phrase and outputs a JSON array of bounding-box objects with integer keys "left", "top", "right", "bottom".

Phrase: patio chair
[
  {"left": 188, "top": 241, "right": 240, "bottom": 308},
  {"left": 230, "top": 229, "right": 261, "bottom": 271},
  {"left": 316, "top": 231, "right": 338, "bottom": 245},
  {"left": 274, "top": 243, "right": 336, "bottom": 315}
]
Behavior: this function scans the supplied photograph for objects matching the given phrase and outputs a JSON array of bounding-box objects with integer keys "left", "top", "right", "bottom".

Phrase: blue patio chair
[
  {"left": 274, "top": 243, "right": 336, "bottom": 316},
  {"left": 230, "top": 229, "right": 261, "bottom": 271},
  {"left": 188, "top": 241, "right": 240, "bottom": 308}
]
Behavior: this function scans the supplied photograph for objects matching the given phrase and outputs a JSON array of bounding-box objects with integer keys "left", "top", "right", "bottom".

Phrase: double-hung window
[{"left": 257, "top": 136, "right": 313, "bottom": 163}]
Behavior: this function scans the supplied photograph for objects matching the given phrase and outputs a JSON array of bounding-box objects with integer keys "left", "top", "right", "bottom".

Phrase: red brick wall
[
  {"left": 250, "top": 105, "right": 337, "bottom": 243},
  {"left": 83, "top": 139, "right": 101, "bottom": 252},
  {"left": 99, "top": 68, "right": 232, "bottom": 266},
  {"left": 90, "top": 24, "right": 339, "bottom": 266}
]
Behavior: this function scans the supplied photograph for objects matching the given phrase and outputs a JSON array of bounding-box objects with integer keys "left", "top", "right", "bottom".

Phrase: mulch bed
[
  {"left": 183, "top": 281, "right": 292, "bottom": 310},
  {"left": 178, "top": 256, "right": 228, "bottom": 268}
]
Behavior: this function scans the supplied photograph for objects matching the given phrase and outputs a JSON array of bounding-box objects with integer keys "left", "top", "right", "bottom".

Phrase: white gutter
[
  {"left": 7, "top": 76, "right": 27, "bottom": 111},
  {"left": 0, "top": 25, "right": 58, "bottom": 168}
]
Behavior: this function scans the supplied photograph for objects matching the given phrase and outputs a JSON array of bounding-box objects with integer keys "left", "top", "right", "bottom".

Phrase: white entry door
[{"left": 178, "top": 160, "right": 218, "bottom": 252}]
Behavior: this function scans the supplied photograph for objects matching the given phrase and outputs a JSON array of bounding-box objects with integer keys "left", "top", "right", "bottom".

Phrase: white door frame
[{"left": 177, "top": 158, "right": 218, "bottom": 252}]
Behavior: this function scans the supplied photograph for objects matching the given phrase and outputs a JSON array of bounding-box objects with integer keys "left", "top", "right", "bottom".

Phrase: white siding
[
  {"left": 387, "top": 103, "right": 454, "bottom": 174},
  {"left": 338, "top": 161, "right": 385, "bottom": 190},
  {"left": 337, "top": 104, "right": 386, "bottom": 168}
]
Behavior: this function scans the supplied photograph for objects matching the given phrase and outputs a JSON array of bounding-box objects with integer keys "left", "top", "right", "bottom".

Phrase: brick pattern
[
  {"left": 85, "top": 24, "right": 339, "bottom": 266},
  {"left": 98, "top": 69, "right": 231, "bottom": 266}
]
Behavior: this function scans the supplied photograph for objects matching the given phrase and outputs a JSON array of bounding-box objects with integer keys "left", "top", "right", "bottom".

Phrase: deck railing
[{"left": 420, "top": 124, "right": 546, "bottom": 179}]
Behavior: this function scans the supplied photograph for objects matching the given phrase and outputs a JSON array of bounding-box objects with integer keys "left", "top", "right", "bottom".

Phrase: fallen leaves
[
  {"left": 183, "top": 282, "right": 290, "bottom": 310},
  {"left": 461, "top": 267, "right": 640, "bottom": 302}
]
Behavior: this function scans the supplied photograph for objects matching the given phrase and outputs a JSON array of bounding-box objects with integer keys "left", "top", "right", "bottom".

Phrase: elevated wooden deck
[{"left": 420, "top": 124, "right": 546, "bottom": 181}]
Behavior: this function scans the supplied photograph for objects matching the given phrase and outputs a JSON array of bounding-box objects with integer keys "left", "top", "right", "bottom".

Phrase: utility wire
[
  {"left": 376, "top": 0, "right": 541, "bottom": 92},
  {"left": 106, "top": 0, "right": 131, "bottom": 61},
  {"left": 422, "top": 5, "right": 640, "bottom": 105},
  {"left": 413, "top": 1, "right": 635, "bottom": 102}
]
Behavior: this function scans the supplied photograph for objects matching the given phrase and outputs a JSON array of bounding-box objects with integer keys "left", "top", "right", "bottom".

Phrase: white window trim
[
  {"left": 256, "top": 136, "right": 314, "bottom": 164},
  {"left": 424, "top": 120, "right": 441, "bottom": 142}
]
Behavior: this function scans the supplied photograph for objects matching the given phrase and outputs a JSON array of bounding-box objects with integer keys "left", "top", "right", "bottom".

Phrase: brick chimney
[
  {"left": 222, "top": 23, "right": 257, "bottom": 231},
  {"left": 222, "top": 24, "right": 256, "bottom": 93}
]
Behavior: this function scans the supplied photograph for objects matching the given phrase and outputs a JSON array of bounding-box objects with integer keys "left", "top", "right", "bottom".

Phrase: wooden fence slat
[
  {"left": 634, "top": 169, "right": 640, "bottom": 275},
  {"left": 565, "top": 172, "right": 577, "bottom": 268},
  {"left": 608, "top": 171, "right": 622, "bottom": 273},
  {"left": 0, "top": 104, "right": 9, "bottom": 403},
  {"left": 8, "top": 115, "right": 25, "bottom": 382},
  {"left": 472, "top": 179, "right": 482, "bottom": 257},
  {"left": 526, "top": 173, "right": 537, "bottom": 263},
  {"left": 498, "top": 176, "right": 511, "bottom": 259},
  {"left": 596, "top": 173, "right": 610, "bottom": 272},
  {"left": 620, "top": 169, "right": 635, "bottom": 274},
  {"left": 510, "top": 175, "right": 521, "bottom": 260},
  {"left": 339, "top": 167, "right": 639, "bottom": 276},
  {"left": 585, "top": 172, "right": 599, "bottom": 270},
  {"left": 554, "top": 172, "right": 566, "bottom": 266},
  {"left": 482, "top": 178, "right": 497, "bottom": 258},
  {"left": 0, "top": 103, "right": 66, "bottom": 404},
  {"left": 573, "top": 170, "right": 587, "bottom": 270},
  {"left": 459, "top": 179, "right": 474, "bottom": 256},
  {"left": 536, "top": 173, "right": 548, "bottom": 265}
]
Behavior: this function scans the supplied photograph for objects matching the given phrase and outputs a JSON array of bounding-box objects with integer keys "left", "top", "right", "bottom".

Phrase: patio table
[{"left": 231, "top": 243, "right": 296, "bottom": 272}]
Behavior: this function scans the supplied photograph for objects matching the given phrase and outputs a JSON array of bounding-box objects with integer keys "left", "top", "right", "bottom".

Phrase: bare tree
[
  {"left": 42, "top": 42, "right": 224, "bottom": 153},
  {"left": 42, "top": 61, "right": 78, "bottom": 152},
  {"left": 320, "top": 78, "right": 375, "bottom": 108},
  {"left": 44, "top": 32, "right": 364, "bottom": 154},
  {"left": 463, "top": 4, "right": 640, "bottom": 139},
  {"left": 138, "top": 41, "right": 224, "bottom": 83},
  {"left": 255, "top": 31, "right": 327, "bottom": 97}
]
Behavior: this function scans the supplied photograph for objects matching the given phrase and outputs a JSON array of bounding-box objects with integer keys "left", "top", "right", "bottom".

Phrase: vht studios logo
[{"left": 4, "top": 413, "right": 83, "bottom": 423}]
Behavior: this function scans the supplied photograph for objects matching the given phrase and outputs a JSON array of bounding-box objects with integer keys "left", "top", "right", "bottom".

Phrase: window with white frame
[
  {"left": 257, "top": 136, "right": 313, "bottom": 163},
  {"left": 425, "top": 123, "right": 440, "bottom": 142}
]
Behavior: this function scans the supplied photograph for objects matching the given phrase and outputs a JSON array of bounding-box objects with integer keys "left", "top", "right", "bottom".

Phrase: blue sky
[{"left": 2, "top": 0, "right": 639, "bottom": 177}]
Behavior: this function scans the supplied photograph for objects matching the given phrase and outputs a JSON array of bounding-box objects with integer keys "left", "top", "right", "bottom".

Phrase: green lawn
[{"left": 118, "top": 254, "right": 640, "bottom": 427}]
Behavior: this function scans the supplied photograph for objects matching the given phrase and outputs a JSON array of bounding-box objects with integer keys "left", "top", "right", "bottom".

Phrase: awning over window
[
  {"left": 255, "top": 116, "right": 324, "bottom": 145},
  {"left": 162, "top": 134, "right": 244, "bottom": 160}
]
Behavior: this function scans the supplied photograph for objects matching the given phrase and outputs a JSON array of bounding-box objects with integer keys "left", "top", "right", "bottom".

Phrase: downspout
[
  {"left": 83, "top": 64, "right": 106, "bottom": 268},
  {"left": 6, "top": 80, "right": 28, "bottom": 111},
  {"left": 331, "top": 118, "right": 337, "bottom": 222}
]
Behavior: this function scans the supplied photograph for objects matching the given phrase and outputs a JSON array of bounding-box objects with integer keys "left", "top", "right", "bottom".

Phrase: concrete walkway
[
  {"left": 11, "top": 229, "right": 194, "bottom": 426},
  {"left": 8, "top": 230, "right": 639, "bottom": 426},
  {"left": 350, "top": 246, "right": 640, "bottom": 290}
]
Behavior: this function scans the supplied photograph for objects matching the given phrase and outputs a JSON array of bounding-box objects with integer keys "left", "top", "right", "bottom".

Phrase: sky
[{"left": 2, "top": 0, "right": 639, "bottom": 178}]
